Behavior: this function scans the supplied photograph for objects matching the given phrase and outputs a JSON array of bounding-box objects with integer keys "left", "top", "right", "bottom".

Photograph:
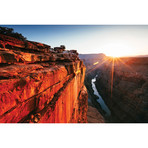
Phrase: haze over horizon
[{"left": 1, "top": 25, "right": 148, "bottom": 57}]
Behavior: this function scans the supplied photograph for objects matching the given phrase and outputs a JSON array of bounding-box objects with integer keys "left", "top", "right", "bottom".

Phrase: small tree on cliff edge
[{"left": 0, "top": 26, "right": 27, "bottom": 41}]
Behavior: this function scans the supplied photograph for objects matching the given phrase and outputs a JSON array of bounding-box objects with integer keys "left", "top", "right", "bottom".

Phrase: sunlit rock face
[{"left": 0, "top": 34, "right": 88, "bottom": 123}]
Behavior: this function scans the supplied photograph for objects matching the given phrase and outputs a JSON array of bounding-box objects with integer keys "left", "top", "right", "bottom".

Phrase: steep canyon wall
[
  {"left": 95, "top": 57, "right": 148, "bottom": 122},
  {"left": 0, "top": 34, "right": 88, "bottom": 123}
]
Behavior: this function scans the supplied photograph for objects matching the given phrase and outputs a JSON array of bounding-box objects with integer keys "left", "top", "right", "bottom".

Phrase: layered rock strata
[{"left": 0, "top": 34, "right": 88, "bottom": 123}]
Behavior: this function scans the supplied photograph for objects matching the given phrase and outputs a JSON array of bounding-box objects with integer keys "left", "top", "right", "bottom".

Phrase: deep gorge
[{"left": 80, "top": 54, "right": 148, "bottom": 123}]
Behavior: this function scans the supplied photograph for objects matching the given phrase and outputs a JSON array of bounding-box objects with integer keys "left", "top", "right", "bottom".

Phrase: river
[{"left": 91, "top": 75, "right": 111, "bottom": 116}]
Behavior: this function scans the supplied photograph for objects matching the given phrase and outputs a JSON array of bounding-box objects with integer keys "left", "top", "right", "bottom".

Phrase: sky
[{"left": 1, "top": 25, "right": 148, "bottom": 57}]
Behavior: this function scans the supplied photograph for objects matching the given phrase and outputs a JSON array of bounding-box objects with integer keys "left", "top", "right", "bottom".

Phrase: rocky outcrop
[
  {"left": 0, "top": 34, "right": 88, "bottom": 123},
  {"left": 87, "top": 105, "right": 105, "bottom": 123}
]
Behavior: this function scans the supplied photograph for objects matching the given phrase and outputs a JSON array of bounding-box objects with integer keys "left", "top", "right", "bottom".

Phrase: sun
[{"left": 102, "top": 42, "right": 133, "bottom": 57}]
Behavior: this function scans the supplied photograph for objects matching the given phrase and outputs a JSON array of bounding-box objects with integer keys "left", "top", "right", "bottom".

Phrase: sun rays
[
  {"left": 111, "top": 58, "right": 114, "bottom": 98},
  {"left": 87, "top": 56, "right": 133, "bottom": 98},
  {"left": 86, "top": 56, "right": 110, "bottom": 75}
]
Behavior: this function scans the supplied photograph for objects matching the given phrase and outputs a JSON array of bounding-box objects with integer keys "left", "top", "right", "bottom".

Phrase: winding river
[{"left": 91, "top": 75, "right": 111, "bottom": 116}]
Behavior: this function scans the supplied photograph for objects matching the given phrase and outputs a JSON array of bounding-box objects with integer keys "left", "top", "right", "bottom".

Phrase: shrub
[{"left": 0, "top": 26, "right": 27, "bottom": 41}]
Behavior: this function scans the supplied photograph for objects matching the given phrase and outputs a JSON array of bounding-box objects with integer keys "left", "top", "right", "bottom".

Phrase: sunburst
[{"left": 88, "top": 56, "right": 133, "bottom": 98}]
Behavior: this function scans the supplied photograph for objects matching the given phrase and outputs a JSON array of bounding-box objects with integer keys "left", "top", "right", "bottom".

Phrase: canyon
[
  {"left": 95, "top": 57, "right": 148, "bottom": 122},
  {"left": 80, "top": 54, "right": 148, "bottom": 123},
  {"left": 1, "top": 32, "right": 148, "bottom": 123},
  {"left": 0, "top": 34, "right": 88, "bottom": 123}
]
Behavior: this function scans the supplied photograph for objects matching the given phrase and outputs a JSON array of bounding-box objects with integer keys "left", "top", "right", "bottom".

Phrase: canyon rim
[{"left": 0, "top": 25, "right": 148, "bottom": 123}]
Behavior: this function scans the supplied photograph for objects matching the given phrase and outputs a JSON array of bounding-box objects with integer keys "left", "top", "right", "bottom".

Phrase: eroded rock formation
[{"left": 0, "top": 34, "right": 88, "bottom": 123}]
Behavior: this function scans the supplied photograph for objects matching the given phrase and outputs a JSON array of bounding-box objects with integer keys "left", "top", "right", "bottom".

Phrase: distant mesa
[{"left": 79, "top": 53, "right": 106, "bottom": 60}]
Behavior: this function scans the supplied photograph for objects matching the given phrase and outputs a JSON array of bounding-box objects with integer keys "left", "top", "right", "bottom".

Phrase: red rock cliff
[{"left": 0, "top": 34, "right": 88, "bottom": 123}]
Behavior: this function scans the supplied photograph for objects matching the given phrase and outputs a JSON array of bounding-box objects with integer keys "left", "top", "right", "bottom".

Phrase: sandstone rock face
[{"left": 0, "top": 34, "right": 88, "bottom": 123}]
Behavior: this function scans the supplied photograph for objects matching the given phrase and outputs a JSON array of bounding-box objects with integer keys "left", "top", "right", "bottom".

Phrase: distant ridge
[
  {"left": 79, "top": 53, "right": 106, "bottom": 59},
  {"left": 79, "top": 53, "right": 148, "bottom": 58},
  {"left": 135, "top": 55, "right": 148, "bottom": 57}
]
